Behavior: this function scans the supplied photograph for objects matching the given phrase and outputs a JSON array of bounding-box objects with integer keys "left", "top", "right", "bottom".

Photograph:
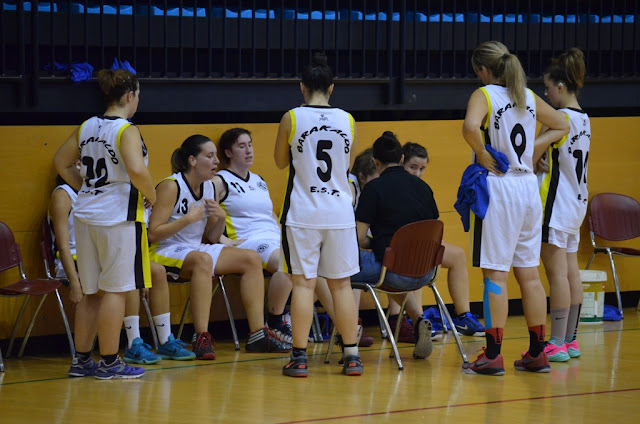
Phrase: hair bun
[{"left": 311, "top": 52, "right": 328, "bottom": 66}]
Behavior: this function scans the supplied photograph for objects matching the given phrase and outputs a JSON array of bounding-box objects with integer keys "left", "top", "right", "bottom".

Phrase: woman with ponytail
[
  {"left": 461, "top": 41, "right": 570, "bottom": 375},
  {"left": 534, "top": 48, "right": 589, "bottom": 362},
  {"left": 275, "top": 52, "right": 363, "bottom": 377},
  {"left": 54, "top": 69, "right": 155, "bottom": 379},
  {"left": 148, "top": 135, "right": 291, "bottom": 360}
]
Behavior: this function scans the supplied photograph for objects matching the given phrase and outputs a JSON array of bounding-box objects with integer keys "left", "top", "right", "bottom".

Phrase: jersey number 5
[
  {"left": 316, "top": 140, "right": 333, "bottom": 182},
  {"left": 82, "top": 156, "right": 109, "bottom": 188}
]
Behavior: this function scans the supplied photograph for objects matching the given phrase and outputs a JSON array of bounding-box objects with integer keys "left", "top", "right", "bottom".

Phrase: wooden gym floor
[{"left": 1, "top": 311, "right": 639, "bottom": 423}]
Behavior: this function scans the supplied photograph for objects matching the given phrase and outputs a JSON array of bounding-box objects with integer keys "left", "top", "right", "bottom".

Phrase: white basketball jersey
[
  {"left": 50, "top": 184, "right": 78, "bottom": 256},
  {"left": 217, "top": 170, "right": 280, "bottom": 240},
  {"left": 479, "top": 85, "right": 537, "bottom": 174},
  {"left": 540, "top": 108, "right": 591, "bottom": 235},
  {"left": 74, "top": 116, "right": 148, "bottom": 225},
  {"left": 279, "top": 106, "right": 356, "bottom": 229},
  {"left": 153, "top": 172, "right": 216, "bottom": 248}
]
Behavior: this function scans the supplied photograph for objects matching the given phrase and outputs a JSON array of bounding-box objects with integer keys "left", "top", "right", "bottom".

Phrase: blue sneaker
[
  {"left": 157, "top": 334, "right": 196, "bottom": 360},
  {"left": 95, "top": 356, "right": 145, "bottom": 380},
  {"left": 124, "top": 338, "right": 162, "bottom": 364},
  {"left": 452, "top": 312, "right": 485, "bottom": 336},
  {"left": 68, "top": 356, "right": 99, "bottom": 377}
]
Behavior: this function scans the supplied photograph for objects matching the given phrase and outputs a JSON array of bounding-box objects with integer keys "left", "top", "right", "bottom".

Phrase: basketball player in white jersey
[
  {"left": 49, "top": 173, "right": 166, "bottom": 368},
  {"left": 213, "top": 127, "right": 336, "bottom": 345},
  {"left": 534, "top": 48, "right": 590, "bottom": 362},
  {"left": 149, "top": 135, "right": 290, "bottom": 360},
  {"left": 461, "top": 41, "right": 569, "bottom": 375},
  {"left": 54, "top": 68, "right": 156, "bottom": 379},
  {"left": 275, "top": 52, "right": 362, "bottom": 377}
]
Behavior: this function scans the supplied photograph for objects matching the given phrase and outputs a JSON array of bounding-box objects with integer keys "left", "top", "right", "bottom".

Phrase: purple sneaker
[
  {"left": 68, "top": 356, "right": 99, "bottom": 377},
  {"left": 94, "top": 356, "right": 145, "bottom": 380}
]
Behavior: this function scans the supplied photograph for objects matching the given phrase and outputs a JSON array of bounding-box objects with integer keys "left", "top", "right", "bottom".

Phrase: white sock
[
  {"left": 123, "top": 316, "right": 140, "bottom": 348},
  {"left": 343, "top": 346, "right": 359, "bottom": 357},
  {"left": 153, "top": 313, "right": 171, "bottom": 345}
]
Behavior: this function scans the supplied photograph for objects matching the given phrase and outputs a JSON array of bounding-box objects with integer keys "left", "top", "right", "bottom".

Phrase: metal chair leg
[
  {"left": 607, "top": 250, "right": 624, "bottom": 318},
  {"left": 7, "top": 295, "right": 30, "bottom": 357},
  {"left": 18, "top": 295, "right": 49, "bottom": 358},
  {"left": 141, "top": 296, "right": 159, "bottom": 350},
  {"left": 312, "top": 308, "right": 324, "bottom": 342},
  {"left": 324, "top": 326, "right": 338, "bottom": 363},
  {"left": 586, "top": 251, "right": 596, "bottom": 269},
  {"left": 369, "top": 289, "right": 403, "bottom": 370},
  {"left": 391, "top": 294, "right": 410, "bottom": 357},
  {"left": 0, "top": 346, "right": 4, "bottom": 372},
  {"left": 177, "top": 298, "right": 191, "bottom": 340},
  {"left": 217, "top": 278, "right": 240, "bottom": 351},
  {"left": 54, "top": 289, "right": 76, "bottom": 357},
  {"left": 438, "top": 303, "right": 449, "bottom": 333},
  {"left": 431, "top": 284, "right": 468, "bottom": 363}
]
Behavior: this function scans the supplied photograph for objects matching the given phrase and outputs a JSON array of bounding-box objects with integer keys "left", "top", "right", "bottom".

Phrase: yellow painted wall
[{"left": 1, "top": 117, "right": 638, "bottom": 339}]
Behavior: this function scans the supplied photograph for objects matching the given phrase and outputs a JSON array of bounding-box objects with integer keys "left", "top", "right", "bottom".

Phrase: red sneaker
[
  {"left": 358, "top": 318, "right": 374, "bottom": 347},
  {"left": 514, "top": 351, "right": 551, "bottom": 373},
  {"left": 462, "top": 348, "right": 505, "bottom": 376},
  {"left": 387, "top": 315, "right": 415, "bottom": 343}
]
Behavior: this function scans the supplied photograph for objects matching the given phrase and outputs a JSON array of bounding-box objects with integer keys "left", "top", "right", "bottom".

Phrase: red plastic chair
[
  {"left": 586, "top": 193, "right": 640, "bottom": 317},
  {"left": 324, "top": 220, "right": 468, "bottom": 370},
  {"left": 0, "top": 220, "right": 74, "bottom": 362}
]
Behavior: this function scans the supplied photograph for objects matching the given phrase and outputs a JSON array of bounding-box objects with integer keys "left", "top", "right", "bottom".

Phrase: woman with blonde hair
[{"left": 461, "top": 41, "right": 569, "bottom": 375}]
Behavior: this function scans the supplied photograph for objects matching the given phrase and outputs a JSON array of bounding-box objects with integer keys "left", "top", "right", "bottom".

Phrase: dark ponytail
[
  {"left": 372, "top": 131, "right": 403, "bottom": 165},
  {"left": 301, "top": 52, "right": 334, "bottom": 95},
  {"left": 170, "top": 134, "right": 212, "bottom": 173}
]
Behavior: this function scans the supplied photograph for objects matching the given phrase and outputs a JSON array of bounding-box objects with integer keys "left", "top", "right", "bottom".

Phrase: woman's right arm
[
  {"left": 53, "top": 128, "right": 83, "bottom": 191},
  {"left": 462, "top": 89, "right": 500, "bottom": 174},
  {"left": 148, "top": 180, "right": 204, "bottom": 244},
  {"left": 533, "top": 95, "right": 570, "bottom": 164},
  {"left": 274, "top": 111, "right": 292, "bottom": 169},
  {"left": 119, "top": 125, "right": 157, "bottom": 205},
  {"left": 49, "top": 190, "right": 83, "bottom": 304}
]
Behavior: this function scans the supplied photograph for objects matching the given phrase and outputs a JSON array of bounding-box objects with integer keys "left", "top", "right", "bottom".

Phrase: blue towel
[
  {"left": 70, "top": 63, "right": 94, "bottom": 82},
  {"left": 44, "top": 61, "right": 69, "bottom": 73},
  {"left": 603, "top": 305, "right": 622, "bottom": 321},
  {"left": 111, "top": 58, "right": 136, "bottom": 75},
  {"left": 454, "top": 145, "right": 509, "bottom": 232},
  {"left": 423, "top": 307, "right": 451, "bottom": 331}
]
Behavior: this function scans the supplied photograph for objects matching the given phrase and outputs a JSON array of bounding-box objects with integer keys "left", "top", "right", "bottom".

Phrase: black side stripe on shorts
[
  {"left": 126, "top": 185, "right": 140, "bottom": 221},
  {"left": 281, "top": 225, "right": 293, "bottom": 275},
  {"left": 134, "top": 222, "right": 145, "bottom": 289},
  {"left": 472, "top": 215, "right": 483, "bottom": 268},
  {"left": 542, "top": 148, "right": 561, "bottom": 243}
]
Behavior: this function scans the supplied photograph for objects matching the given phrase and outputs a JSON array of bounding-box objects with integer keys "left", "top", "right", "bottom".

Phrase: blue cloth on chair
[
  {"left": 603, "top": 305, "right": 622, "bottom": 321},
  {"left": 111, "top": 58, "right": 136, "bottom": 75},
  {"left": 454, "top": 145, "right": 509, "bottom": 232},
  {"left": 423, "top": 307, "right": 451, "bottom": 331},
  {"left": 70, "top": 63, "right": 94, "bottom": 82}
]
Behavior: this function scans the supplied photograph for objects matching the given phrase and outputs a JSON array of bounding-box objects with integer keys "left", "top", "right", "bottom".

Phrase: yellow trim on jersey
[
  {"left": 479, "top": 87, "right": 492, "bottom": 130},
  {"left": 134, "top": 190, "right": 146, "bottom": 223},
  {"left": 539, "top": 113, "right": 570, "bottom": 210},
  {"left": 220, "top": 203, "right": 238, "bottom": 240},
  {"left": 116, "top": 122, "right": 132, "bottom": 152},
  {"left": 140, "top": 225, "right": 152, "bottom": 289},
  {"left": 78, "top": 121, "right": 87, "bottom": 142},
  {"left": 149, "top": 244, "right": 186, "bottom": 270},
  {"left": 287, "top": 109, "right": 296, "bottom": 145},
  {"left": 527, "top": 88, "right": 536, "bottom": 116},
  {"left": 349, "top": 112, "right": 355, "bottom": 142}
]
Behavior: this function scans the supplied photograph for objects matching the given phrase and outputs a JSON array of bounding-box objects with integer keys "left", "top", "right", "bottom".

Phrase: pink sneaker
[
  {"left": 543, "top": 341, "right": 570, "bottom": 362},
  {"left": 566, "top": 339, "right": 581, "bottom": 358}
]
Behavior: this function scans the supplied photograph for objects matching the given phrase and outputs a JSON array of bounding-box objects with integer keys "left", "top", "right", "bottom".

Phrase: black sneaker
[
  {"left": 246, "top": 327, "right": 292, "bottom": 353},
  {"left": 191, "top": 332, "right": 216, "bottom": 360},
  {"left": 342, "top": 354, "right": 364, "bottom": 376},
  {"left": 269, "top": 318, "right": 293, "bottom": 344},
  {"left": 282, "top": 351, "right": 308, "bottom": 377}
]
